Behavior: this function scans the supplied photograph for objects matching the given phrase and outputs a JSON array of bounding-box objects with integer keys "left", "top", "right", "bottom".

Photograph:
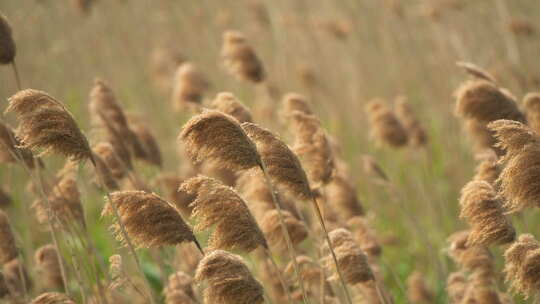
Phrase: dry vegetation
[{"left": 0, "top": 0, "right": 540, "bottom": 303}]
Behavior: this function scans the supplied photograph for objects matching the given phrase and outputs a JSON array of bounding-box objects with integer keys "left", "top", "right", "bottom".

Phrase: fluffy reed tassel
[
  {"left": 35, "top": 244, "right": 63, "bottom": 290},
  {"left": 446, "top": 230, "right": 494, "bottom": 274},
  {"left": 347, "top": 217, "right": 381, "bottom": 257},
  {"left": 394, "top": 97, "right": 428, "bottom": 147},
  {"left": 6, "top": 89, "right": 92, "bottom": 161},
  {"left": 221, "top": 30, "right": 265, "bottom": 83},
  {"left": 195, "top": 249, "right": 264, "bottom": 304},
  {"left": 0, "top": 13, "right": 16, "bottom": 64},
  {"left": 164, "top": 271, "right": 197, "bottom": 304},
  {"left": 154, "top": 174, "right": 195, "bottom": 217},
  {"left": 0, "top": 121, "right": 37, "bottom": 169},
  {"left": 407, "top": 271, "right": 433, "bottom": 303},
  {"left": 89, "top": 79, "right": 146, "bottom": 160},
  {"left": 30, "top": 292, "right": 75, "bottom": 304},
  {"left": 0, "top": 210, "right": 17, "bottom": 264},
  {"left": 171, "top": 62, "right": 209, "bottom": 110},
  {"left": 282, "top": 93, "right": 313, "bottom": 116},
  {"left": 129, "top": 119, "right": 162, "bottom": 168},
  {"left": 326, "top": 167, "right": 365, "bottom": 220},
  {"left": 323, "top": 228, "right": 374, "bottom": 284},
  {"left": 102, "top": 191, "right": 198, "bottom": 249},
  {"left": 91, "top": 150, "right": 120, "bottom": 191},
  {"left": 459, "top": 180, "right": 515, "bottom": 246},
  {"left": 456, "top": 61, "right": 497, "bottom": 84},
  {"left": 523, "top": 92, "right": 540, "bottom": 134},
  {"left": 473, "top": 152, "right": 500, "bottom": 185},
  {"left": 241, "top": 122, "right": 312, "bottom": 199},
  {"left": 288, "top": 111, "right": 335, "bottom": 186},
  {"left": 503, "top": 234, "right": 540, "bottom": 298},
  {"left": 365, "top": 99, "right": 408, "bottom": 148},
  {"left": 3, "top": 258, "right": 31, "bottom": 295},
  {"left": 179, "top": 110, "right": 261, "bottom": 170},
  {"left": 211, "top": 92, "right": 253, "bottom": 123},
  {"left": 179, "top": 175, "right": 267, "bottom": 252},
  {"left": 446, "top": 271, "right": 467, "bottom": 304},
  {"left": 488, "top": 120, "right": 540, "bottom": 212},
  {"left": 260, "top": 210, "right": 308, "bottom": 250},
  {"left": 93, "top": 142, "right": 128, "bottom": 181}
]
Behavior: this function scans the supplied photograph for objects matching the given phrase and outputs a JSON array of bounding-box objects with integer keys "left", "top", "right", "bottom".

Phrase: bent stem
[
  {"left": 11, "top": 60, "right": 21, "bottom": 90},
  {"left": 259, "top": 163, "right": 310, "bottom": 304},
  {"left": 311, "top": 195, "right": 353, "bottom": 304},
  {"left": 262, "top": 246, "right": 293, "bottom": 304},
  {"left": 89, "top": 156, "right": 156, "bottom": 304}
]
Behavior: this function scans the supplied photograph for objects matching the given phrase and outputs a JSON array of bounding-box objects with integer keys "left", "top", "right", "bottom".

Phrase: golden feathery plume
[
  {"left": 211, "top": 92, "right": 253, "bottom": 123},
  {"left": 365, "top": 99, "right": 408, "bottom": 148},
  {"left": 30, "top": 292, "right": 75, "bottom": 304},
  {"left": 5, "top": 89, "right": 92, "bottom": 161},
  {"left": 35, "top": 244, "right": 63, "bottom": 290},
  {"left": 323, "top": 228, "right": 374, "bottom": 285},
  {"left": 179, "top": 175, "right": 267, "bottom": 252},
  {"left": 171, "top": 62, "right": 209, "bottom": 111},
  {"left": 473, "top": 151, "right": 500, "bottom": 185},
  {"left": 282, "top": 93, "right": 313, "bottom": 116},
  {"left": 0, "top": 210, "right": 17, "bottom": 264},
  {"left": 241, "top": 122, "right": 312, "bottom": 199},
  {"left": 523, "top": 92, "right": 540, "bottom": 134},
  {"left": 447, "top": 230, "right": 494, "bottom": 274},
  {"left": 154, "top": 173, "right": 195, "bottom": 217},
  {"left": 164, "top": 271, "right": 197, "bottom": 304},
  {"left": 128, "top": 118, "right": 163, "bottom": 168},
  {"left": 288, "top": 111, "right": 335, "bottom": 186},
  {"left": 456, "top": 61, "right": 497, "bottom": 84},
  {"left": 92, "top": 142, "right": 128, "bottom": 181},
  {"left": 3, "top": 258, "right": 31, "bottom": 295},
  {"left": 221, "top": 30, "right": 265, "bottom": 83},
  {"left": 0, "top": 121, "right": 37, "bottom": 169},
  {"left": 102, "top": 191, "right": 199, "bottom": 249},
  {"left": 504, "top": 234, "right": 540, "bottom": 298},
  {"left": 347, "top": 216, "right": 381, "bottom": 258},
  {"left": 446, "top": 271, "right": 467, "bottom": 304},
  {"left": 326, "top": 165, "right": 365, "bottom": 220},
  {"left": 195, "top": 249, "right": 264, "bottom": 304},
  {"left": 260, "top": 209, "right": 308, "bottom": 250},
  {"left": 284, "top": 255, "right": 325, "bottom": 289},
  {"left": 90, "top": 150, "right": 120, "bottom": 191},
  {"left": 179, "top": 110, "right": 261, "bottom": 170},
  {"left": 459, "top": 180, "right": 515, "bottom": 246},
  {"left": 394, "top": 97, "right": 428, "bottom": 147},
  {"left": 407, "top": 271, "right": 433, "bottom": 303},
  {"left": 0, "top": 13, "right": 16, "bottom": 64}
]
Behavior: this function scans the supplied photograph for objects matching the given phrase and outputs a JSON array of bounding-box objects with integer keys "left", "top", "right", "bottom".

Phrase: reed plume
[
  {"left": 0, "top": 13, "right": 15, "bottom": 64},
  {"left": 102, "top": 190, "right": 198, "bottom": 249},
  {"left": 171, "top": 62, "right": 209, "bottom": 110},
  {"left": 179, "top": 175, "right": 267, "bottom": 252},
  {"left": 347, "top": 216, "right": 381, "bottom": 257},
  {"left": 365, "top": 99, "right": 408, "bottom": 148},
  {"left": 195, "top": 249, "right": 264, "bottom": 304},
  {"left": 459, "top": 180, "right": 515, "bottom": 246},
  {"left": 6, "top": 89, "right": 92, "bottom": 161},
  {"left": 523, "top": 92, "right": 540, "bottom": 134},
  {"left": 0, "top": 210, "right": 17, "bottom": 264},
  {"left": 260, "top": 209, "right": 308, "bottom": 250},
  {"left": 504, "top": 234, "right": 540, "bottom": 298},
  {"left": 456, "top": 61, "right": 497, "bottom": 84},
  {"left": 446, "top": 271, "right": 467, "bottom": 304},
  {"left": 91, "top": 150, "right": 120, "bottom": 191},
  {"left": 154, "top": 173, "right": 195, "bottom": 217},
  {"left": 221, "top": 30, "right": 265, "bottom": 83},
  {"left": 164, "top": 271, "right": 197, "bottom": 304},
  {"left": 326, "top": 166, "right": 365, "bottom": 220},
  {"left": 92, "top": 142, "right": 128, "bottom": 181},
  {"left": 282, "top": 93, "right": 313, "bottom": 115},
  {"left": 129, "top": 119, "right": 163, "bottom": 168},
  {"left": 211, "top": 92, "right": 253, "bottom": 123},
  {"left": 0, "top": 121, "right": 37, "bottom": 169},
  {"left": 3, "top": 258, "right": 31, "bottom": 295},
  {"left": 179, "top": 110, "right": 261, "bottom": 170},
  {"left": 241, "top": 122, "right": 312, "bottom": 199},
  {"left": 394, "top": 97, "right": 428, "bottom": 147},
  {"left": 447, "top": 230, "right": 494, "bottom": 274},
  {"left": 407, "top": 271, "right": 433, "bottom": 303},
  {"left": 488, "top": 119, "right": 536, "bottom": 157},
  {"left": 473, "top": 152, "right": 500, "bottom": 185},
  {"left": 30, "top": 292, "right": 75, "bottom": 304},
  {"left": 323, "top": 228, "right": 374, "bottom": 284},
  {"left": 288, "top": 111, "right": 335, "bottom": 186},
  {"left": 35, "top": 244, "right": 63, "bottom": 290}
]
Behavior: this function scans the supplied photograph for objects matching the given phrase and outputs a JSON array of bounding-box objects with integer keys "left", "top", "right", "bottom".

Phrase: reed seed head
[
  {"left": 221, "top": 30, "right": 265, "bottom": 83},
  {"left": 171, "top": 62, "right": 209, "bottom": 110},
  {"left": 504, "top": 234, "right": 540, "bottom": 298},
  {"left": 0, "top": 210, "right": 17, "bottom": 264},
  {"left": 179, "top": 110, "right": 261, "bottom": 171},
  {"left": 260, "top": 209, "right": 308, "bottom": 250},
  {"left": 524, "top": 92, "right": 540, "bottom": 134},
  {"left": 459, "top": 180, "right": 515, "bottom": 246},
  {"left": 327, "top": 169, "right": 365, "bottom": 220},
  {"left": 473, "top": 152, "right": 500, "bottom": 185},
  {"left": 447, "top": 271, "right": 467, "bottom": 304},
  {"left": 129, "top": 119, "right": 163, "bottom": 168},
  {"left": 447, "top": 230, "right": 494, "bottom": 274},
  {"left": 6, "top": 89, "right": 92, "bottom": 161},
  {"left": 456, "top": 61, "right": 497, "bottom": 84},
  {"left": 195, "top": 249, "right": 264, "bottom": 304},
  {"left": 154, "top": 173, "right": 195, "bottom": 217},
  {"left": 365, "top": 99, "right": 408, "bottom": 148},
  {"left": 242, "top": 122, "right": 312, "bottom": 200},
  {"left": 347, "top": 216, "right": 381, "bottom": 257},
  {"left": 30, "top": 292, "right": 75, "bottom": 304},
  {"left": 3, "top": 258, "right": 31, "bottom": 295},
  {"left": 407, "top": 271, "right": 433, "bottom": 303},
  {"left": 0, "top": 120, "right": 37, "bottom": 169},
  {"left": 282, "top": 93, "right": 313, "bottom": 116},
  {"left": 164, "top": 271, "right": 197, "bottom": 304},
  {"left": 211, "top": 92, "right": 253, "bottom": 123},
  {"left": 0, "top": 13, "right": 15, "bottom": 64},
  {"left": 103, "top": 191, "right": 196, "bottom": 248},
  {"left": 488, "top": 119, "right": 537, "bottom": 158},
  {"left": 35, "top": 244, "right": 63, "bottom": 290},
  {"left": 394, "top": 97, "right": 428, "bottom": 147},
  {"left": 180, "top": 175, "right": 267, "bottom": 252},
  {"left": 324, "top": 228, "right": 374, "bottom": 285}
]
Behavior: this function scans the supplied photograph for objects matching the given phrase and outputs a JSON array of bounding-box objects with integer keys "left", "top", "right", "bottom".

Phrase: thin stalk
[
  {"left": 11, "top": 60, "right": 21, "bottom": 90},
  {"left": 262, "top": 246, "right": 294, "bottom": 304},
  {"left": 89, "top": 156, "right": 156, "bottom": 304},
  {"left": 311, "top": 195, "right": 353, "bottom": 304},
  {"left": 15, "top": 250, "right": 28, "bottom": 301},
  {"left": 258, "top": 163, "right": 310, "bottom": 304}
]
